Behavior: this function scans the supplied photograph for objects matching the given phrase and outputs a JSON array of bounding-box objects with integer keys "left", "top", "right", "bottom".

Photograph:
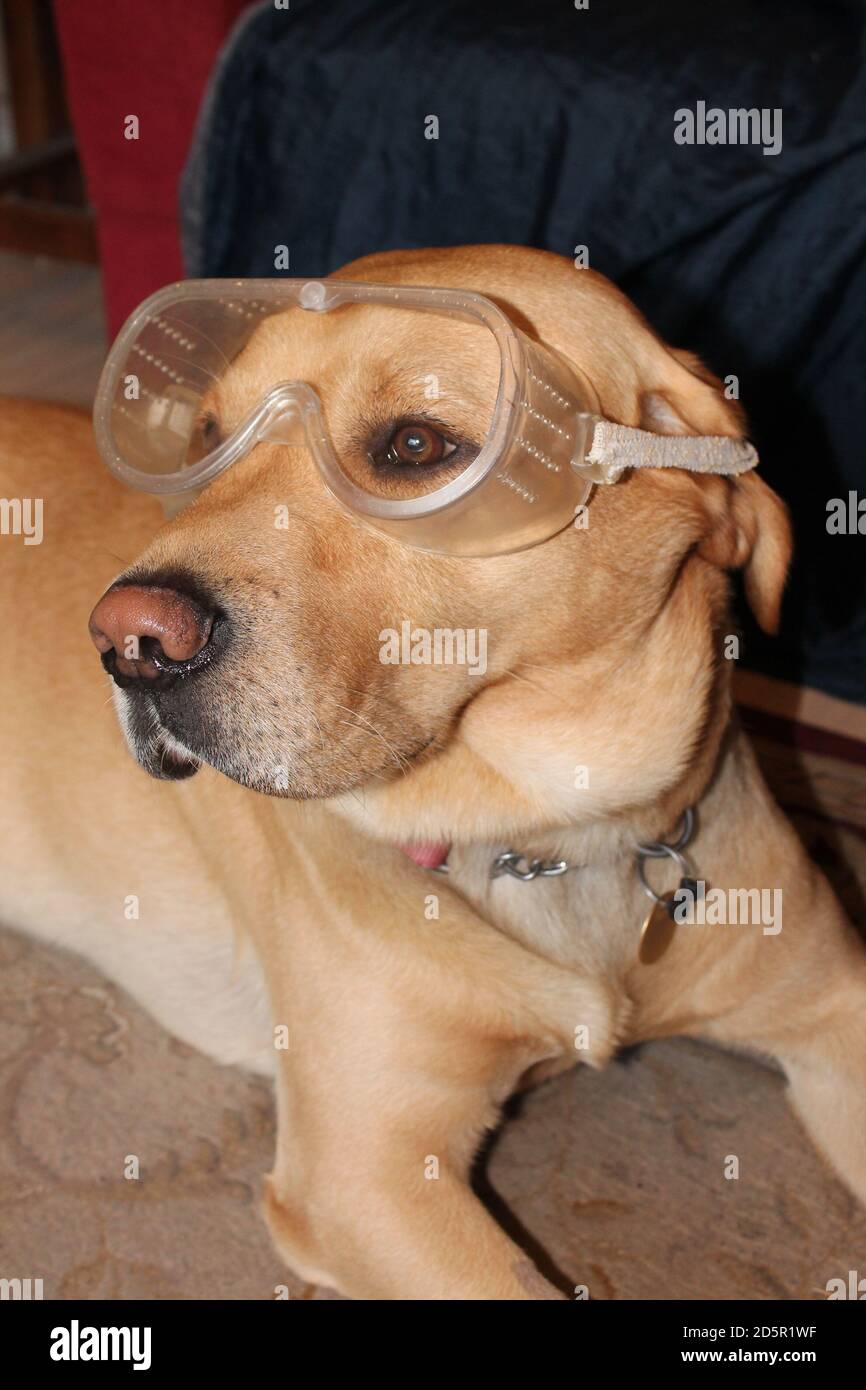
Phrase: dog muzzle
[{"left": 93, "top": 277, "right": 758, "bottom": 558}]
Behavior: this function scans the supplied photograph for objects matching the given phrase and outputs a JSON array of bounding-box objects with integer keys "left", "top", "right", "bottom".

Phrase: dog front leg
[
  {"left": 262, "top": 1051, "right": 567, "bottom": 1300},
  {"left": 250, "top": 824, "right": 621, "bottom": 1300}
]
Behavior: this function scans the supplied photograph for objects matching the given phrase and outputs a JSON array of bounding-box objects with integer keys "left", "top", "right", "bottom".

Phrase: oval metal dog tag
[{"left": 639, "top": 900, "right": 678, "bottom": 965}]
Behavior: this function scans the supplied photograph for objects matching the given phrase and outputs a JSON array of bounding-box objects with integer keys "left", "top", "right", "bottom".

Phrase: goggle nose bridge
[{"left": 253, "top": 380, "right": 324, "bottom": 448}]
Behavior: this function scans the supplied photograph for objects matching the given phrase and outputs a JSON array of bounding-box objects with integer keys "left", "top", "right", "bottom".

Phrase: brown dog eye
[
  {"left": 385, "top": 423, "right": 456, "bottom": 467},
  {"left": 188, "top": 411, "right": 221, "bottom": 463}
]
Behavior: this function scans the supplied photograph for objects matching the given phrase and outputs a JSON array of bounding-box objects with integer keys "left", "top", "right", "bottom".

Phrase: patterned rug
[{"left": 1, "top": 715, "right": 864, "bottom": 1300}]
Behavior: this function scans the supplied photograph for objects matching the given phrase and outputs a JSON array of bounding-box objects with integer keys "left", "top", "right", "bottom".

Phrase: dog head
[{"left": 89, "top": 245, "right": 790, "bottom": 845}]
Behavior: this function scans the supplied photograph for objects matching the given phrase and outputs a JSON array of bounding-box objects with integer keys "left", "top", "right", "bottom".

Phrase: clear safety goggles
[{"left": 93, "top": 278, "right": 759, "bottom": 557}]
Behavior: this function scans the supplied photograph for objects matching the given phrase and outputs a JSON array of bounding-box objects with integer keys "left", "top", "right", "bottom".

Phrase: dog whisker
[
  {"left": 503, "top": 668, "right": 551, "bottom": 693},
  {"left": 332, "top": 704, "right": 410, "bottom": 773},
  {"left": 335, "top": 718, "right": 409, "bottom": 774},
  {"left": 514, "top": 660, "right": 565, "bottom": 677}
]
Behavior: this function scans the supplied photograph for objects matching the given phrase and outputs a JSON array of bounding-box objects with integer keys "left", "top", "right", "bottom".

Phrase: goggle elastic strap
[{"left": 580, "top": 420, "right": 759, "bottom": 486}]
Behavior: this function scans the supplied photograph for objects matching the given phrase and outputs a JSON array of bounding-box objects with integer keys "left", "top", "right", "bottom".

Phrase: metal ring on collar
[
  {"left": 636, "top": 845, "right": 694, "bottom": 906},
  {"left": 635, "top": 807, "right": 695, "bottom": 861}
]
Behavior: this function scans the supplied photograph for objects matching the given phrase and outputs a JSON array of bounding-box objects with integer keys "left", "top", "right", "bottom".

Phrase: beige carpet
[{"left": 1, "top": 737, "right": 865, "bottom": 1301}]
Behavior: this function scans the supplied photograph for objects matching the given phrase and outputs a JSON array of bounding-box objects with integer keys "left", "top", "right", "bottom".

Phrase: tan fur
[{"left": 1, "top": 246, "right": 863, "bottom": 1300}]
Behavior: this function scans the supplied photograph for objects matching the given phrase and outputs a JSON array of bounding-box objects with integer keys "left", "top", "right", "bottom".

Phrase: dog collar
[
  {"left": 397, "top": 841, "right": 451, "bottom": 870},
  {"left": 400, "top": 807, "right": 696, "bottom": 883},
  {"left": 397, "top": 842, "right": 576, "bottom": 878},
  {"left": 400, "top": 808, "right": 700, "bottom": 966}
]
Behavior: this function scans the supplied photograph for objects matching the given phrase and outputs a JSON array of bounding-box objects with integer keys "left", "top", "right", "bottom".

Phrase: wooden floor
[{"left": 0, "top": 248, "right": 105, "bottom": 407}]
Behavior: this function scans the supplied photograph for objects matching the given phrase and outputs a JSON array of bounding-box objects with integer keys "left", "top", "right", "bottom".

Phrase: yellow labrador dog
[{"left": 2, "top": 246, "right": 864, "bottom": 1300}]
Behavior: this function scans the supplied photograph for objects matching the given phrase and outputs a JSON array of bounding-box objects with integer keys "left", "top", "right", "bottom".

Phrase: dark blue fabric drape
[{"left": 181, "top": 0, "right": 866, "bottom": 705}]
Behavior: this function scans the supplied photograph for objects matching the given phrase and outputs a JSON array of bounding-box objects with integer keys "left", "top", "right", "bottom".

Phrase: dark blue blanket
[{"left": 181, "top": 0, "right": 866, "bottom": 706}]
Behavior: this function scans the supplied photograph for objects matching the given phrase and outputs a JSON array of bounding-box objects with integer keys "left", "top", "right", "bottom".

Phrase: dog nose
[{"left": 88, "top": 584, "right": 214, "bottom": 680}]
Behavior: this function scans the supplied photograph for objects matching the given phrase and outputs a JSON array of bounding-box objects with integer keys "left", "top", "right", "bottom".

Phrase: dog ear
[{"left": 637, "top": 350, "right": 792, "bottom": 635}]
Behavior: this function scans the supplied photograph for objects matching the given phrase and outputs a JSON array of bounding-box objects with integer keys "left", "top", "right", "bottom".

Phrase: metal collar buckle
[
  {"left": 634, "top": 807, "right": 697, "bottom": 906},
  {"left": 432, "top": 851, "right": 577, "bottom": 880},
  {"left": 492, "top": 851, "right": 572, "bottom": 882}
]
